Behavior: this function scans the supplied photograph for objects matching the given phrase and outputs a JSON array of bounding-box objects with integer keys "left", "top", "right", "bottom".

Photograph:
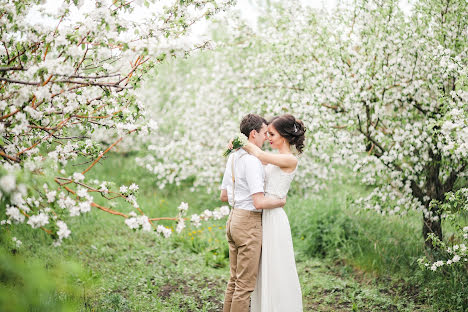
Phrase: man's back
[{"left": 221, "top": 149, "right": 264, "bottom": 211}]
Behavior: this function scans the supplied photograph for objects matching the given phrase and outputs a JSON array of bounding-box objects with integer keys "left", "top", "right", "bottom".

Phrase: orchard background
[{"left": 0, "top": 0, "right": 467, "bottom": 311}]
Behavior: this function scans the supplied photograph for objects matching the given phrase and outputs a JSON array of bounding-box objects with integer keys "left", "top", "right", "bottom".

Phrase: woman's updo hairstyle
[{"left": 269, "top": 114, "right": 306, "bottom": 154}]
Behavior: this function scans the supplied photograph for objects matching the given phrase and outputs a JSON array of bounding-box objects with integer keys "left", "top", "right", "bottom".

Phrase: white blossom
[
  {"left": 27, "top": 213, "right": 49, "bottom": 229},
  {"left": 176, "top": 218, "right": 185, "bottom": 233},
  {"left": 0, "top": 175, "right": 16, "bottom": 193},
  {"left": 73, "top": 172, "right": 85, "bottom": 182},
  {"left": 191, "top": 214, "right": 201, "bottom": 228},
  {"left": 178, "top": 202, "right": 189, "bottom": 212}
]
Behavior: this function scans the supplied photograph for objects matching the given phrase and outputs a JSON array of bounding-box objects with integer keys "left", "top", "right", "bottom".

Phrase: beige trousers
[{"left": 223, "top": 208, "right": 262, "bottom": 312}]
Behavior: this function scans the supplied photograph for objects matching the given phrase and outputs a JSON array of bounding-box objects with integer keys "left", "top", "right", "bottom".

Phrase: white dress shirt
[{"left": 220, "top": 149, "right": 265, "bottom": 211}]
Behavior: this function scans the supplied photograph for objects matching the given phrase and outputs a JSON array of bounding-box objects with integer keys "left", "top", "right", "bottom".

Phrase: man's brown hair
[{"left": 240, "top": 114, "right": 268, "bottom": 138}]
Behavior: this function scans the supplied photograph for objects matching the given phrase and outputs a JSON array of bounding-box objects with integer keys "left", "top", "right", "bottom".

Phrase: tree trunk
[
  {"left": 423, "top": 149, "right": 443, "bottom": 250},
  {"left": 423, "top": 212, "right": 443, "bottom": 250}
]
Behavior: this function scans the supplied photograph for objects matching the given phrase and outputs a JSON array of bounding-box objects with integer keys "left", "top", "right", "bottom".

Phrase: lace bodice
[{"left": 264, "top": 164, "right": 296, "bottom": 199}]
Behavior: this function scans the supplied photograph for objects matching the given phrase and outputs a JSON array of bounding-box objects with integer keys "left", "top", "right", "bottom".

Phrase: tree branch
[
  {"left": 0, "top": 150, "right": 20, "bottom": 163},
  {"left": 0, "top": 66, "right": 24, "bottom": 71},
  {"left": 0, "top": 77, "right": 132, "bottom": 89},
  {"left": 442, "top": 163, "right": 467, "bottom": 194}
]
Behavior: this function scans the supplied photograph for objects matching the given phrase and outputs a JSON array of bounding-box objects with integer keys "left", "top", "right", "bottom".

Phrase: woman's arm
[{"left": 243, "top": 142, "right": 297, "bottom": 170}]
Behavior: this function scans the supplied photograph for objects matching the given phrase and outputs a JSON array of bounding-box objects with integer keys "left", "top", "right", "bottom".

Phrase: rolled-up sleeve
[{"left": 220, "top": 154, "right": 233, "bottom": 190}]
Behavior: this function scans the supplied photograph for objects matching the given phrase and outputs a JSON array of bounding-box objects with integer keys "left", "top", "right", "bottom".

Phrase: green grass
[
  {"left": 1, "top": 152, "right": 466, "bottom": 311},
  {"left": 287, "top": 177, "right": 468, "bottom": 312}
]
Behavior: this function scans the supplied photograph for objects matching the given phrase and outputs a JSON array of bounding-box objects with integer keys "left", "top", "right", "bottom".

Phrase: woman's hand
[
  {"left": 243, "top": 142, "right": 260, "bottom": 157},
  {"left": 279, "top": 196, "right": 287, "bottom": 207},
  {"left": 227, "top": 138, "right": 234, "bottom": 150},
  {"left": 243, "top": 141, "right": 252, "bottom": 153}
]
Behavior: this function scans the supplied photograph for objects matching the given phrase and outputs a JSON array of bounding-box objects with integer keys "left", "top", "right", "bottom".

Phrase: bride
[{"left": 242, "top": 114, "right": 305, "bottom": 312}]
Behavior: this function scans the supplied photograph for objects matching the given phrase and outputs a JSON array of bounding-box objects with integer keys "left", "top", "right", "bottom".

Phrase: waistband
[{"left": 231, "top": 208, "right": 262, "bottom": 217}]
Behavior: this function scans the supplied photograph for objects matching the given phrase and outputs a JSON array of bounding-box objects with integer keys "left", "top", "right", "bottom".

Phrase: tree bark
[
  {"left": 422, "top": 149, "right": 443, "bottom": 249},
  {"left": 423, "top": 212, "right": 443, "bottom": 250}
]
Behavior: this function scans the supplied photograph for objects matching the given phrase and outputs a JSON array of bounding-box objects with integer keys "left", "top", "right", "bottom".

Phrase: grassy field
[{"left": 1, "top": 152, "right": 466, "bottom": 311}]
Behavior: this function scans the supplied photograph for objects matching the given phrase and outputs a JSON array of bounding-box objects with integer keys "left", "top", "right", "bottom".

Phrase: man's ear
[{"left": 249, "top": 129, "right": 256, "bottom": 140}]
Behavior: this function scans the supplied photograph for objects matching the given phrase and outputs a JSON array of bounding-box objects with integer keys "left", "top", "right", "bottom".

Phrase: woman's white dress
[{"left": 251, "top": 164, "right": 303, "bottom": 312}]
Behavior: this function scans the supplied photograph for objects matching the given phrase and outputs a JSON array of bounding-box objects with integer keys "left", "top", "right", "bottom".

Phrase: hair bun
[
  {"left": 293, "top": 119, "right": 306, "bottom": 136},
  {"left": 270, "top": 114, "right": 306, "bottom": 153}
]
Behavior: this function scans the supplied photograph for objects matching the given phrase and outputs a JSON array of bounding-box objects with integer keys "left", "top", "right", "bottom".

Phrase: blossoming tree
[
  {"left": 139, "top": 0, "right": 467, "bottom": 269},
  {"left": 307, "top": 0, "right": 467, "bottom": 268},
  {"left": 0, "top": 0, "right": 233, "bottom": 245}
]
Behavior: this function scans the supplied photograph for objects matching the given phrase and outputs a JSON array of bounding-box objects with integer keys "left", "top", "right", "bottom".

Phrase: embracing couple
[{"left": 220, "top": 113, "right": 306, "bottom": 312}]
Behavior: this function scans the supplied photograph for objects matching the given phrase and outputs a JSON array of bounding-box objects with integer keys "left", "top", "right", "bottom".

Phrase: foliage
[{"left": 0, "top": 244, "right": 85, "bottom": 312}]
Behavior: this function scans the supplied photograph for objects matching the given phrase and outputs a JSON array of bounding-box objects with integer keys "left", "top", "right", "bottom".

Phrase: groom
[{"left": 220, "top": 114, "right": 286, "bottom": 312}]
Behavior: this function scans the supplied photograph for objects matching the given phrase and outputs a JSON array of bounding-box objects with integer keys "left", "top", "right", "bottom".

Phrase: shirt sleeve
[
  {"left": 244, "top": 156, "right": 265, "bottom": 195},
  {"left": 220, "top": 154, "right": 233, "bottom": 190}
]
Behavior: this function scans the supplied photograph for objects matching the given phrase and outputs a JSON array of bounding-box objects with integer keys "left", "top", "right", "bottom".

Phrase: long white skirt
[{"left": 251, "top": 207, "right": 303, "bottom": 312}]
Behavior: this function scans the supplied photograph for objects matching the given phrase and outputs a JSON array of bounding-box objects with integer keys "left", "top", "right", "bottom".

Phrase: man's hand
[
  {"left": 279, "top": 197, "right": 286, "bottom": 207},
  {"left": 252, "top": 193, "right": 287, "bottom": 210},
  {"left": 220, "top": 189, "right": 228, "bottom": 202}
]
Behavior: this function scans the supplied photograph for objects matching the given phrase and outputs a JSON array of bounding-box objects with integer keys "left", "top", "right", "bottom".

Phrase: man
[{"left": 220, "top": 114, "right": 286, "bottom": 312}]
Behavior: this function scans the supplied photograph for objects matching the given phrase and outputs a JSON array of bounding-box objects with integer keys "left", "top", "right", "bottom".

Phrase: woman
[{"left": 244, "top": 114, "right": 305, "bottom": 312}]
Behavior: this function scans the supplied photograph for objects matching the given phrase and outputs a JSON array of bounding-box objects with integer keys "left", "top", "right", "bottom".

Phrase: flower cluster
[
  {"left": 125, "top": 212, "right": 152, "bottom": 232},
  {"left": 122, "top": 201, "right": 230, "bottom": 238},
  {"left": 223, "top": 133, "right": 249, "bottom": 157},
  {"left": 419, "top": 239, "right": 468, "bottom": 272},
  {"left": 190, "top": 206, "right": 230, "bottom": 228}
]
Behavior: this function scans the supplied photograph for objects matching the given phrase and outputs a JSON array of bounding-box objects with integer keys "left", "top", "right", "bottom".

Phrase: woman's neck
[{"left": 278, "top": 143, "right": 291, "bottom": 154}]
